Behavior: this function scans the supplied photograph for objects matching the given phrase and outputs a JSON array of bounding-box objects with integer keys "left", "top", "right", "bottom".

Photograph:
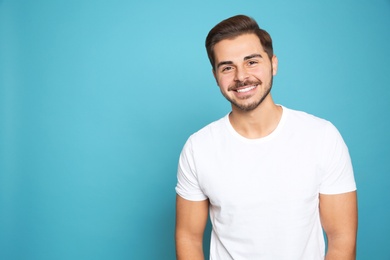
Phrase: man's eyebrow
[{"left": 244, "top": 53, "right": 262, "bottom": 60}]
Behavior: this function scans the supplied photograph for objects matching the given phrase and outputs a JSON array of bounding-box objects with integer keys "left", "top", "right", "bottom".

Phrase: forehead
[{"left": 213, "top": 33, "right": 265, "bottom": 62}]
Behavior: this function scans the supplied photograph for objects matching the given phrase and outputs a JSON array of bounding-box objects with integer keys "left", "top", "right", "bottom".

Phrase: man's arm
[
  {"left": 320, "top": 191, "right": 358, "bottom": 260},
  {"left": 175, "top": 195, "right": 209, "bottom": 260}
]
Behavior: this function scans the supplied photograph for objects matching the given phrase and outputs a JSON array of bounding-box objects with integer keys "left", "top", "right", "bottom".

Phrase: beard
[{"left": 221, "top": 75, "right": 273, "bottom": 112}]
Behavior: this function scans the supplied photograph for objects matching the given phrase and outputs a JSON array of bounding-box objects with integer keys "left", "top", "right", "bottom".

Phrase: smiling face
[{"left": 213, "top": 33, "right": 278, "bottom": 112}]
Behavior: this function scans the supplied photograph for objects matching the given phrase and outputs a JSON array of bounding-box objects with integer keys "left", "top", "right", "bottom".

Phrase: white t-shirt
[{"left": 176, "top": 106, "right": 356, "bottom": 260}]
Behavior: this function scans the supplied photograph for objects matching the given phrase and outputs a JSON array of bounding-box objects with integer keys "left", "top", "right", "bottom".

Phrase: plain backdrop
[{"left": 1, "top": 0, "right": 389, "bottom": 259}]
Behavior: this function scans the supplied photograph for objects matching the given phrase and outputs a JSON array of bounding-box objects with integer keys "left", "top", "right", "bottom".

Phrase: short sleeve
[
  {"left": 175, "top": 138, "right": 208, "bottom": 201},
  {"left": 319, "top": 122, "right": 356, "bottom": 194}
]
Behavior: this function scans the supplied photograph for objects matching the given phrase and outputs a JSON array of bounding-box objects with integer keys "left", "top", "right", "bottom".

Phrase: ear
[{"left": 271, "top": 55, "right": 278, "bottom": 76}]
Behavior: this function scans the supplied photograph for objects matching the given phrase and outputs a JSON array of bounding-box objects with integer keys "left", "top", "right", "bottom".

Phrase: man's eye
[
  {"left": 248, "top": 60, "right": 258, "bottom": 66},
  {"left": 222, "top": 66, "right": 232, "bottom": 72}
]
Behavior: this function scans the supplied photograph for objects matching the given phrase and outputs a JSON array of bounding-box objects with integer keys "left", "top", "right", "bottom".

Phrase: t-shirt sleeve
[
  {"left": 319, "top": 122, "right": 356, "bottom": 194},
  {"left": 175, "top": 138, "right": 208, "bottom": 201}
]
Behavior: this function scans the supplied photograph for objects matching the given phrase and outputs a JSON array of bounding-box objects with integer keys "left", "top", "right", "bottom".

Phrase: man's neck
[{"left": 229, "top": 98, "right": 282, "bottom": 139}]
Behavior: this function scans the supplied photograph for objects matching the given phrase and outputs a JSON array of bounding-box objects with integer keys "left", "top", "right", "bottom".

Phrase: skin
[
  {"left": 320, "top": 192, "right": 358, "bottom": 260},
  {"left": 175, "top": 196, "right": 209, "bottom": 260},
  {"left": 175, "top": 33, "right": 357, "bottom": 259}
]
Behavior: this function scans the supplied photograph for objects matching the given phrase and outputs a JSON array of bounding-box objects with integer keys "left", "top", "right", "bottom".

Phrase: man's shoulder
[
  {"left": 282, "top": 106, "right": 347, "bottom": 145},
  {"left": 284, "top": 106, "right": 331, "bottom": 128},
  {"left": 187, "top": 114, "right": 228, "bottom": 144}
]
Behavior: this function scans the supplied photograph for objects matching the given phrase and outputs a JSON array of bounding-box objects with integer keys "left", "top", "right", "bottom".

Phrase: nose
[{"left": 234, "top": 66, "right": 249, "bottom": 82}]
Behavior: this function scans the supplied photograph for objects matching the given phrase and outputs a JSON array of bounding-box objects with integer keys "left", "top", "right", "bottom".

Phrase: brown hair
[{"left": 205, "top": 15, "right": 274, "bottom": 70}]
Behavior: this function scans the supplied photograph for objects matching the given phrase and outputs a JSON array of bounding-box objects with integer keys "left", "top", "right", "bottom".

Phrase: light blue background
[{"left": 1, "top": 1, "right": 389, "bottom": 259}]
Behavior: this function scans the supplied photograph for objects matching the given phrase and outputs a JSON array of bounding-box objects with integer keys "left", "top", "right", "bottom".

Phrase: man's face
[{"left": 213, "top": 33, "right": 278, "bottom": 112}]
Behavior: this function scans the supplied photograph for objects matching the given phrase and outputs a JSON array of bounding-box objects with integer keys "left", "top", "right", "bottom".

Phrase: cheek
[
  {"left": 217, "top": 75, "right": 233, "bottom": 88},
  {"left": 251, "top": 69, "right": 270, "bottom": 82},
  {"left": 251, "top": 67, "right": 266, "bottom": 77}
]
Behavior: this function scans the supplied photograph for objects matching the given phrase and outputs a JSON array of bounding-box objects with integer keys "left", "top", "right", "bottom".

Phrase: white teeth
[{"left": 237, "top": 86, "right": 256, "bottom": 93}]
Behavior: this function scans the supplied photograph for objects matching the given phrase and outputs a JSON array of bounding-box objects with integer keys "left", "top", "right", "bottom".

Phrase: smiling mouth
[
  {"left": 236, "top": 85, "right": 257, "bottom": 93},
  {"left": 229, "top": 80, "right": 261, "bottom": 93}
]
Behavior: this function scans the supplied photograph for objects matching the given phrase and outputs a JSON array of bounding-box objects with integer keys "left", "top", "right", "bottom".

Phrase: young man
[{"left": 175, "top": 15, "right": 357, "bottom": 260}]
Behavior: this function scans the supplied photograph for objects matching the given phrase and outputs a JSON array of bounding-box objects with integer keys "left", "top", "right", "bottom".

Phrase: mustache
[{"left": 228, "top": 80, "right": 262, "bottom": 91}]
